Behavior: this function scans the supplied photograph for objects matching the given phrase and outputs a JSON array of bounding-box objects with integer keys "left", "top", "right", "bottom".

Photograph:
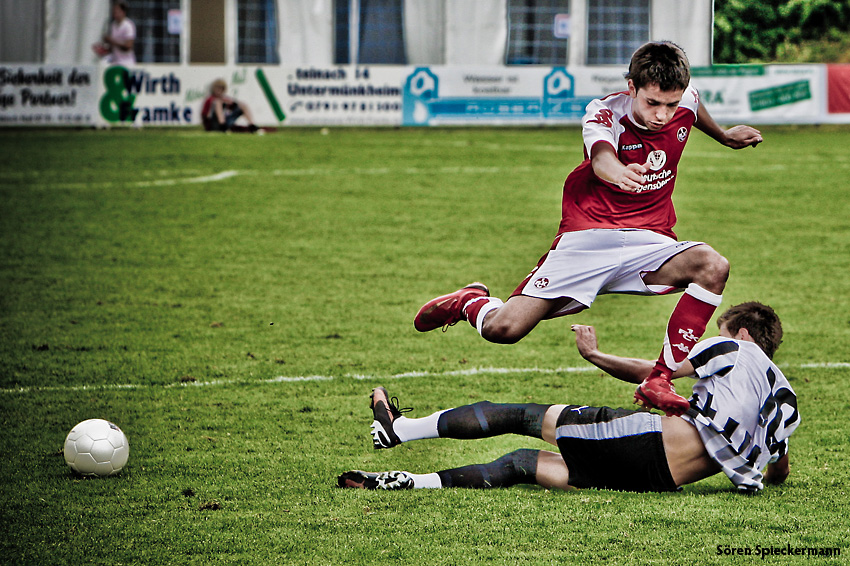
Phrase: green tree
[{"left": 714, "top": 0, "right": 850, "bottom": 63}]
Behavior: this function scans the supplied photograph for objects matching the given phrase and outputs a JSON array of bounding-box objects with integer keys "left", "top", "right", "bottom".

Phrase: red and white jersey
[{"left": 558, "top": 85, "right": 700, "bottom": 240}]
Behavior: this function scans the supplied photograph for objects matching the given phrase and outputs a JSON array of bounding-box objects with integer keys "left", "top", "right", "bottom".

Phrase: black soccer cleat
[
  {"left": 369, "top": 386, "right": 412, "bottom": 449},
  {"left": 337, "top": 470, "right": 414, "bottom": 490}
]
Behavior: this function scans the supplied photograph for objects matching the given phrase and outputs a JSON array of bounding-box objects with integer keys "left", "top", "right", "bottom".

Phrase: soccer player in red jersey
[{"left": 414, "top": 42, "right": 764, "bottom": 416}]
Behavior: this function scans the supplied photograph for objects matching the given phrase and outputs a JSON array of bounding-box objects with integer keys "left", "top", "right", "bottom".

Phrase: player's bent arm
[
  {"left": 695, "top": 103, "right": 763, "bottom": 149},
  {"left": 764, "top": 453, "right": 790, "bottom": 485},
  {"left": 573, "top": 325, "right": 672, "bottom": 383},
  {"left": 104, "top": 35, "right": 134, "bottom": 52},
  {"left": 572, "top": 325, "right": 696, "bottom": 383},
  {"left": 589, "top": 143, "right": 647, "bottom": 192}
]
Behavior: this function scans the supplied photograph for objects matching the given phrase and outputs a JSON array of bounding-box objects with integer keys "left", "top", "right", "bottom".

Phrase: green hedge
[{"left": 714, "top": 0, "right": 850, "bottom": 63}]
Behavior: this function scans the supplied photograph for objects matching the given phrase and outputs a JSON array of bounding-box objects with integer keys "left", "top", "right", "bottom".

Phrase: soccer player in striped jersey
[
  {"left": 413, "top": 42, "right": 764, "bottom": 417},
  {"left": 340, "top": 303, "right": 799, "bottom": 494}
]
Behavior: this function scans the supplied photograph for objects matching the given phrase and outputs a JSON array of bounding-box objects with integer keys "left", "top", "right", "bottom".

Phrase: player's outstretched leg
[
  {"left": 337, "top": 449, "right": 542, "bottom": 490},
  {"left": 413, "top": 283, "right": 490, "bottom": 332},
  {"left": 368, "top": 388, "right": 550, "bottom": 448}
]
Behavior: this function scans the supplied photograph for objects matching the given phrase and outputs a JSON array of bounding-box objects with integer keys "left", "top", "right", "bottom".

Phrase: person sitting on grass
[
  {"left": 201, "top": 79, "right": 263, "bottom": 134},
  {"left": 339, "top": 302, "right": 799, "bottom": 494}
]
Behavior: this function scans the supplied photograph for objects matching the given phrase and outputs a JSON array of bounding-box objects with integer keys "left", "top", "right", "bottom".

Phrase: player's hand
[
  {"left": 571, "top": 324, "right": 599, "bottom": 360},
  {"left": 616, "top": 162, "right": 649, "bottom": 192},
  {"left": 723, "top": 125, "right": 763, "bottom": 149}
]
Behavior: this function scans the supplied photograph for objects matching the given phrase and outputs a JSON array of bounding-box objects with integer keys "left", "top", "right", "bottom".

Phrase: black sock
[
  {"left": 437, "top": 449, "right": 540, "bottom": 488},
  {"left": 436, "top": 401, "right": 550, "bottom": 440}
]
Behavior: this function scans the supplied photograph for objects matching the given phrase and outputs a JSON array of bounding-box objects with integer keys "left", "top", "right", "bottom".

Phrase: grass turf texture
[{"left": 1, "top": 126, "right": 848, "bottom": 565}]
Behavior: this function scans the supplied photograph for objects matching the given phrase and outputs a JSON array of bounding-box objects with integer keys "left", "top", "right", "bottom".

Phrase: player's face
[{"left": 628, "top": 81, "right": 684, "bottom": 131}]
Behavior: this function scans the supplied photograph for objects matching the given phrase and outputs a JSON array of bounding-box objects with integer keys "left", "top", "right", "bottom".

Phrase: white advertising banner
[
  {"left": 90, "top": 64, "right": 407, "bottom": 128},
  {"left": 0, "top": 65, "right": 100, "bottom": 126},
  {"left": 0, "top": 63, "right": 845, "bottom": 128},
  {"left": 401, "top": 66, "right": 625, "bottom": 126},
  {"left": 95, "top": 65, "right": 266, "bottom": 127},
  {"left": 274, "top": 66, "right": 405, "bottom": 126},
  {"left": 691, "top": 65, "right": 823, "bottom": 124}
]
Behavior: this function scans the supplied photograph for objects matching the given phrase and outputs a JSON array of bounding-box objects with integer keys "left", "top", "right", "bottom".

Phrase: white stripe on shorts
[{"left": 555, "top": 411, "right": 661, "bottom": 441}]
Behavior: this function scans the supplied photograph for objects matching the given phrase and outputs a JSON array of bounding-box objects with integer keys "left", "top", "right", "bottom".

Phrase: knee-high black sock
[
  {"left": 437, "top": 449, "right": 540, "bottom": 488},
  {"left": 436, "top": 401, "right": 550, "bottom": 440}
]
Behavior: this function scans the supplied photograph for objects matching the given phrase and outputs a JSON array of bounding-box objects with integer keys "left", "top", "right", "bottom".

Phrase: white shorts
[{"left": 512, "top": 229, "right": 704, "bottom": 318}]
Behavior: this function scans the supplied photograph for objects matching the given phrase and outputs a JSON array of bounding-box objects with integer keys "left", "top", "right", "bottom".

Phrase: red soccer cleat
[
  {"left": 413, "top": 283, "right": 489, "bottom": 332},
  {"left": 634, "top": 372, "right": 690, "bottom": 416}
]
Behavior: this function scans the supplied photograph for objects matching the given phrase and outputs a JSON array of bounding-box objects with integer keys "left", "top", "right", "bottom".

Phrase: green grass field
[{"left": 1, "top": 125, "right": 848, "bottom": 565}]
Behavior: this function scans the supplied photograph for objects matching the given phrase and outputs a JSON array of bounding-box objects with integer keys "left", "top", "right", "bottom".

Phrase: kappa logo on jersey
[
  {"left": 679, "top": 328, "right": 699, "bottom": 342},
  {"left": 677, "top": 127, "right": 688, "bottom": 142},
  {"left": 621, "top": 143, "right": 643, "bottom": 151},
  {"left": 588, "top": 108, "right": 614, "bottom": 128},
  {"left": 647, "top": 150, "right": 667, "bottom": 171},
  {"left": 534, "top": 277, "right": 550, "bottom": 289}
]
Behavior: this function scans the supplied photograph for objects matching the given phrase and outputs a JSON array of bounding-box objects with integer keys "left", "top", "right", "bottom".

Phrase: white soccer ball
[{"left": 63, "top": 419, "right": 130, "bottom": 477}]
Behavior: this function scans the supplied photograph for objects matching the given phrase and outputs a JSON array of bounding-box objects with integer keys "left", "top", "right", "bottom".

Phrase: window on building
[
  {"left": 133, "top": 0, "right": 181, "bottom": 63},
  {"left": 334, "top": 0, "right": 407, "bottom": 64},
  {"left": 586, "top": 0, "right": 650, "bottom": 65},
  {"left": 237, "top": 0, "right": 280, "bottom": 64},
  {"left": 334, "top": 0, "right": 351, "bottom": 64},
  {"left": 506, "top": 0, "right": 570, "bottom": 65}
]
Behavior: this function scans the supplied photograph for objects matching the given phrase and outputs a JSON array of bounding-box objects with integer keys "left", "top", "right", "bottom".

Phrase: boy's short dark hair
[
  {"left": 625, "top": 41, "right": 690, "bottom": 92},
  {"left": 717, "top": 302, "right": 784, "bottom": 359}
]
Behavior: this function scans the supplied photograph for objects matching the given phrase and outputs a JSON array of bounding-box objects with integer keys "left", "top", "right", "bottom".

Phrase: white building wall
[
  {"left": 278, "top": 0, "right": 335, "bottom": 66},
  {"left": 43, "top": 0, "right": 109, "bottom": 65},
  {"left": 2, "top": 0, "right": 713, "bottom": 67},
  {"left": 651, "top": 0, "right": 713, "bottom": 66}
]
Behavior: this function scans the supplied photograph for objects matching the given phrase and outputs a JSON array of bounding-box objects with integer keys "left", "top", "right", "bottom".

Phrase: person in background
[
  {"left": 93, "top": 1, "right": 136, "bottom": 66},
  {"left": 201, "top": 79, "right": 263, "bottom": 134}
]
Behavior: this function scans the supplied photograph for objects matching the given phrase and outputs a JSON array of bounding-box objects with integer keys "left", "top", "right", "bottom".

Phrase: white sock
[
  {"left": 407, "top": 472, "right": 442, "bottom": 489},
  {"left": 392, "top": 410, "right": 448, "bottom": 443},
  {"left": 475, "top": 298, "right": 504, "bottom": 336}
]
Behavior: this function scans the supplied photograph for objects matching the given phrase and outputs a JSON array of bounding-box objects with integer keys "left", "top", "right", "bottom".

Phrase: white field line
[
  {"left": 14, "top": 170, "right": 243, "bottom": 190},
  {"left": 10, "top": 165, "right": 535, "bottom": 189},
  {"left": 1, "top": 362, "right": 846, "bottom": 395},
  {"left": 133, "top": 170, "right": 241, "bottom": 187},
  {"left": 270, "top": 165, "right": 535, "bottom": 176}
]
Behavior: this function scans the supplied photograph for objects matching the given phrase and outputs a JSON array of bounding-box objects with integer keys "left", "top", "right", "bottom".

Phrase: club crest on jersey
[
  {"left": 677, "top": 127, "right": 688, "bottom": 142},
  {"left": 647, "top": 150, "right": 667, "bottom": 171},
  {"left": 534, "top": 277, "right": 549, "bottom": 289}
]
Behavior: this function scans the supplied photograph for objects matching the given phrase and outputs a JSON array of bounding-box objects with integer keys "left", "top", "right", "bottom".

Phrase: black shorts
[{"left": 555, "top": 405, "right": 678, "bottom": 492}]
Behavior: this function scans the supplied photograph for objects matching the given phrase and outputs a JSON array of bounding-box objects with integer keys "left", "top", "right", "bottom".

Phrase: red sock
[
  {"left": 652, "top": 284, "right": 722, "bottom": 378},
  {"left": 464, "top": 297, "right": 503, "bottom": 333}
]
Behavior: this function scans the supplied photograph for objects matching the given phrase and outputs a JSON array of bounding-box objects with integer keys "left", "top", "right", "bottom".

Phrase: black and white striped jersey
[{"left": 682, "top": 337, "right": 800, "bottom": 492}]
